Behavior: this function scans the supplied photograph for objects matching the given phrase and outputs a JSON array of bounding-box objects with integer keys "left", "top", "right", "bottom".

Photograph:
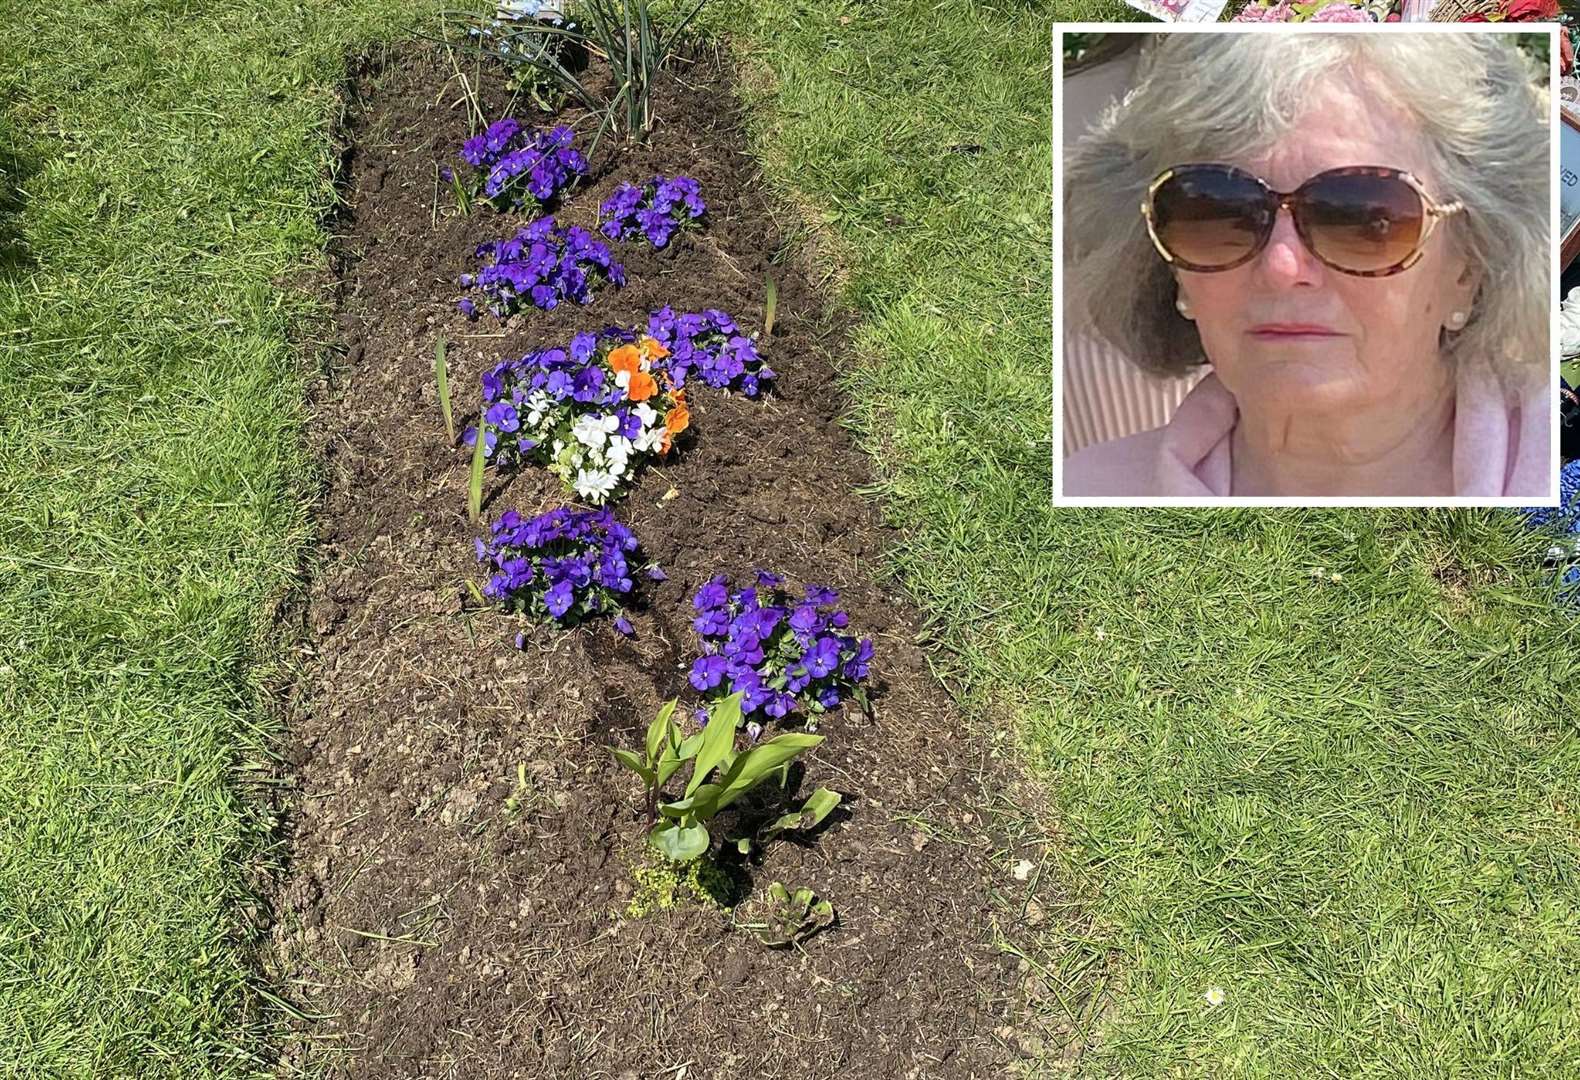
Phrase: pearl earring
[
  {"left": 1175, "top": 297, "right": 1193, "bottom": 319},
  {"left": 1446, "top": 310, "right": 1468, "bottom": 330}
]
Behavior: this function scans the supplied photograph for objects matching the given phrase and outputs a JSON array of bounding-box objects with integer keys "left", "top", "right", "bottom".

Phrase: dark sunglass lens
[
  {"left": 1299, "top": 172, "right": 1425, "bottom": 273},
  {"left": 1151, "top": 168, "right": 1271, "bottom": 270}
]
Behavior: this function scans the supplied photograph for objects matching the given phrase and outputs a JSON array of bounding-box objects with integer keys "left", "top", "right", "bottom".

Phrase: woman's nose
[{"left": 1256, "top": 207, "right": 1323, "bottom": 287}]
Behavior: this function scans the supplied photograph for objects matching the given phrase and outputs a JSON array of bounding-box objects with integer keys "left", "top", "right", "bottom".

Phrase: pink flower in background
[
  {"left": 1231, "top": 1, "right": 1294, "bottom": 19},
  {"left": 1309, "top": 2, "right": 1369, "bottom": 18}
]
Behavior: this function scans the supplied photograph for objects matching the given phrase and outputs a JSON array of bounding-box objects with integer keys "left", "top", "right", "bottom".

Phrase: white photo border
[{"left": 1052, "top": 22, "right": 1561, "bottom": 508}]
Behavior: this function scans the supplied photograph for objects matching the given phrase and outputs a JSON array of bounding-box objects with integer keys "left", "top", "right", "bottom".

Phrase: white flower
[
  {"left": 633, "top": 402, "right": 658, "bottom": 427},
  {"left": 574, "top": 468, "right": 617, "bottom": 503},
  {"left": 572, "top": 413, "right": 618, "bottom": 449},
  {"left": 634, "top": 423, "right": 666, "bottom": 454},
  {"left": 524, "top": 390, "right": 553, "bottom": 428},
  {"left": 1562, "top": 287, "right": 1580, "bottom": 359},
  {"left": 1203, "top": 987, "right": 1226, "bottom": 1008}
]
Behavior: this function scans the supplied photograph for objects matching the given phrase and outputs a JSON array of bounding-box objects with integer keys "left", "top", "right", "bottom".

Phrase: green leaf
[
  {"left": 650, "top": 820, "right": 709, "bottom": 863},
  {"left": 468, "top": 419, "right": 486, "bottom": 525},
  {"left": 659, "top": 783, "right": 721, "bottom": 819},
  {"left": 760, "top": 787, "right": 842, "bottom": 840},
  {"left": 686, "top": 692, "right": 742, "bottom": 798},
  {"left": 657, "top": 730, "right": 704, "bottom": 787},
  {"left": 645, "top": 699, "right": 677, "bottom": 767},
  {"left": 710, "top": 692, "right": 744, "bottom": 732},
  {"left": 763, "top": 275, "right": 777, "bottom": 337},
  {"left": 714, "top": 733, "right": 823, "bottom": 812},
  {"left": 434, "top": 337, "right": 455, "bottom": 444},
  {"left": 609, "top": 747, "right": 656, "bottom": 789}
]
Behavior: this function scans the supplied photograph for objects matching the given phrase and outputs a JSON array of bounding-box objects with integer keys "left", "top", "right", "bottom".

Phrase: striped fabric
[{"left": 1060, "top": 332, "right": 1205, "bottom": 457}]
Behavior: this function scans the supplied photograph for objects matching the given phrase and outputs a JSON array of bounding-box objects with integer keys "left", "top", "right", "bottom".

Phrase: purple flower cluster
[
  {"left": 1518, "top": 459, "right": 1580, "bottom": 533},
  {"left": 460, "top": 120, "right": 587, "bottom": 210},
  {"left": 459, "top": 216, "right": 625, "bottom": 317},
  {"left": 476, "top": 507, "right": 643, "bottom": 634},
  {"left": 600, "top": 175, "right": 705, "bottom": 248},
  {"left": 687, "top": 571, "right": 873, "bottom": 726},
  {"left": 463, "top": 328, "right": 636, "bottom": 464},
  {"left": 646, "top": 307, "right": 773, "bottom": 397}
]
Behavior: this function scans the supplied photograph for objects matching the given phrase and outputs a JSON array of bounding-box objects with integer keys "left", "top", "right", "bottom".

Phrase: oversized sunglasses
[{"left": 1140, "top": 163, "right": 1465, "bottom": 278}]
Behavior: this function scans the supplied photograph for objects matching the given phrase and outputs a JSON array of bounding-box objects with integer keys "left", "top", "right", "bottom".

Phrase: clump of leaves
[
  {"left": 609, "top": 693, "right": 839, "bottom": 864},
  {"left": 625, "top": 855, "right": 733, "bottom": 918},
  {"left": 476, "top": 0, "right": 712, "bottom": 151},
  {"left": 734, "top": 881, "right": 836, "bottom": 948}
]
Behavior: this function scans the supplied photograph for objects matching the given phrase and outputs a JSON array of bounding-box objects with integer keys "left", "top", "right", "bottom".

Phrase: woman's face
[{"left": 1174, "top": 81, "right": 1479, "bottom": 421}]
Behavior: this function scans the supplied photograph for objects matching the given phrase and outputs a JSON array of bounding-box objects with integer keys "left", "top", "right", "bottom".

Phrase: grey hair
[{"left": 1063, "top": 32, "right": 1549, "bottom": 385}]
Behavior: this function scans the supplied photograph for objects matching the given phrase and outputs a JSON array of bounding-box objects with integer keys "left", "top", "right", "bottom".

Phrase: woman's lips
[{"left": 1248, "top": 323, "right": 1343, "bottom": 340}]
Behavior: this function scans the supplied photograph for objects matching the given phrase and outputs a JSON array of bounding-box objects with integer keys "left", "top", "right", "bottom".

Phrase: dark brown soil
[{"left": 267, "top": 43, "right": 1041, "bottom": 1079}]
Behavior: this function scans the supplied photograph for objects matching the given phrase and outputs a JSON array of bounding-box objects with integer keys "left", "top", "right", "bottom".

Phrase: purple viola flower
[
  {"left": 789, "top": 603, "right": 821, "bottom": 634},
  {"left": 684, "top": 572, "right": 870, "bottom": 728},
  {"left": 544, "top": 580, "right": 574, "bottom": 618},
  {"left": 803, "top": 636, "right": 842, "bottom": 679},
  {"left": 690, "top": 654, "right": 728, "bottom": 691},
  {"left": 693, "top": 607, "right": 730, "bottom": 636},
  {"left": 485, "top": 401, "right": 520, "bottom": 433},
  {"left": 600, "top": 174, "right": 706, "bottom": 249},
  {"left": 458, "top": 120, "right": 585, "bottom": 211},
  {"left": 694, "top": 574, "right": 729, "bottom": 612},
  {"left": 473, "top": 506, "right": 647, "bottom": 632},
  {"left": 460, "top": 217, "right": 623, "bottom": 318},
  {"left": 569, "top": 331, "right": 598, "bottom": 362},
  {"left": 614, "top": 615, "right": 634, "bottom": 637},
  {"left": 843, "top": 638, "right": 874, "bottom": 681}
]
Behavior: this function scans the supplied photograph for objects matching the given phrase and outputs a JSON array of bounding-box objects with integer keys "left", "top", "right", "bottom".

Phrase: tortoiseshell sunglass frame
[{"left": 1140, "top": 163, "right": 1466, "bottom": 279}]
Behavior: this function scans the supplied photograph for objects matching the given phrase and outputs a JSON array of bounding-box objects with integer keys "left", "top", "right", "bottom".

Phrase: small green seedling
[
  {"left": 468, "top": 417, "right": 486, "bottom": 524},
  {"left": 504, "top": 762, "right": 528, "bottom": 813},
  {"left": 609, "top": 693, "right": 829, "bottom": 865},
  {"left": 735, "top": 881, "right": 835, "bottom": 948},
  {"left": 763, "top": 275, "right": 778, "bottom": 338},
  {"left": 434, "top": 336, "right": 455, "bottom": 444}
]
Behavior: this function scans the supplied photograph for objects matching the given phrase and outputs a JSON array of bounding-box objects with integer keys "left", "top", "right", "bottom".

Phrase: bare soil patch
[{"left": 267, "top": 43, "right": 1040, "bottom": 1079}]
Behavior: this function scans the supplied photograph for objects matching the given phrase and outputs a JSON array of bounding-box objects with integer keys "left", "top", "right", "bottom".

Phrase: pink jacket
[{"left": 1063, "top": 366, "right": 1552, "bottom": 498}]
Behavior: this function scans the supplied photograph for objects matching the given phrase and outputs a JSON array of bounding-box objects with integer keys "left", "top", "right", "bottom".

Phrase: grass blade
[
  {"left": 763, "top": 275, "right": 777, "bottom": 337},
  {"left": 434, "top": 336, "right": 455, "bottom": 444},
  {"left": 468, "top": 419, "right": 486, "bottom": 524}
]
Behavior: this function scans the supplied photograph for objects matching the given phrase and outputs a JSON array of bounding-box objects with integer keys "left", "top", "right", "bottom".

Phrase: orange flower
[
  {"left": 665, "top": 400, "right": 690, "bottom": 437},
  {"left": 659, "top": 429, "right": 672, "bottom": 455},
  {"left": 608, "top": 344, "right": 641, "bottom": 377},
  {"left": 640, "top": 335, "right": 670, "bottom": 360},
  {"left": 627, "top": 370, "right": 658, "bottom": 402}
]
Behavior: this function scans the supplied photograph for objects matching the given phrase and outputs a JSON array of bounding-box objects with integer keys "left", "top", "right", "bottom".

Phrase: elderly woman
[{"left": 1063, "top": 33, "right": 1550, "bottom": 498}]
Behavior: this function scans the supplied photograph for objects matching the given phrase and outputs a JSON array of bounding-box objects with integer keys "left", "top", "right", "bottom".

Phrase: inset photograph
[{"left": 1057, "top": 30, "right": 1555, "bottom": 503}]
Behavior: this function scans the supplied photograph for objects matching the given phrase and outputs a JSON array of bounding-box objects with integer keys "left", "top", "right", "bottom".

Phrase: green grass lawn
[
  {"left": 3, "top": 0, "right": 1578, "bottom": 1076},
  {"left": 0, "top": 0, "right": 438, "bottom": 1072},
  {"left": 1055, "top": 0, "right": 1159, "bottom": 19}
]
